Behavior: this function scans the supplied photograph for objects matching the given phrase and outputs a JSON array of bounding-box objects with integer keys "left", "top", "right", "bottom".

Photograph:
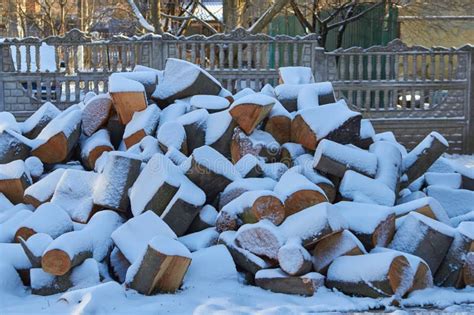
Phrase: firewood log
[
  {"left": 278, "top": 67, "right": 315, "bottom": 85},
  {"left": 291, "top": 100, "right": 361, "bottom": 150},
  {"left": 326, "top": 252, "right": 414, "bottom": 299},
  {"left": 339, "top": 170, "right": 395, "bottom": 206},
  {"left": 388, "top": 212, "right": 455, "bottom": 274},
  {"left": 50, "top": 169, "right": 99, "bottom": 223},
  {"left": 231, "top": 128, "right": 280, "bottom": 163},
  {"left": 255, "top": 268, "right": 325, "bottom": 296},
  {"left": 80, "top": 129, "right": 113, "bottom": 170},
  {"left": 216, "top": 190, "right": 285, "bottom": 233},
  {"left": 205, "top": 109, "right": 237, "bottom": 159},
  {"left": 425, "top": 186, "right": 474, "bottom": 218},
  {"left": 110, "top": 71, "right": 158, "bottom": 99},
  {"left": 18, "top": 233, "right": 53, "bottom": 268},
  {"left": 187, "top": 205, "right": 218, "bottom": 233},
  {"left": 463, "top": 252, "right": 474, "bottom": 286},
  {"left": 296, "top": 84, "right": 319, "bottom": 110},
  {"left": 235, "top": 220, "right": 284, "bottom": 260},
  {"left": 21, "top": 102, "right": 60, "bottom": 139},
  {"left": 424, "top": 172, "right": 462, "bottom": 189},
  {"left": 41, "top": 210, "right": 123, "bottom": 276},
  {"left": 261, "top": 162, "right": 289, "bottom": 181},
  {"left": 126, "top": 136, "right": 161, "bottom": 163},
  {"left": 312, "top": 230, "right": 366, "bottom": 274},
  {"left": 313, "top": 139, "right": 378, "bottom": 178},
  {"left": 0, "top": 209, "right": 33, "bottom": 243},
  {"left": 435, "top": 222, "right": 474, "bottom": 287},
  {"left": 123, "top": 104, "right": 160, "bottom": 149},
  {"left": 274, "top": 169, "right": 327, "bottom": 217},
  {"left": 333, "top": 202, "right": 395, "bottom": 250},
  {"left": 229, "top": 93, "right": 275, "bottom": 135},
  {"left": 109, "top": 246, "right": 131, "bottom": 283},
  {"left": 402, "top": 132, "right": 449, "bottom": 186},
  {"left": 190, "top": 95, "right": 230, "bottom": 113},
  {"left": 278, "top": 238, "right": 313, "bottom": 276},
  {"left": 218, "top": 231, "right": 273, "bottom": 275},
  {"left": 353, "top": 119, "right": 375, "bottom": 150},
  {"left": 152, "top": 58, "right": 221, "bottom": 107},
  {"left": 292, "top": 157, "right": 337, "bottom": 203},
  {"left": 234, "top": 154, "right": 264, "bottom": 178},
  {"left": 81, "top": 94, "right": 113, "bottom": 136},
  {"left": 32, "top": 109, "right": 82, "bottom": 164},
  {"left": 371, "top": 247, "right": 433, "bottom": 294},
  {"left": 14, "top": 202, "right": 73, "bottom": 242},
  {"left": 106, "top": 112, "right": 125, "bottom": 149},
  {"left": 31, "top": 258, "right": 99, "bottom": 296},
  {"left": 370, "top": 141, "right": 402, "bottom": 192},
  {"left": 109, "top": 76, "right": 147, "bottom": 124},
  {"left": 264, "top": 101, "right": 292, "bottom": 144},
  {"left": 184, "top": 146, "right": 240, "bottom": 203},
  {"left": 218, "top": 177, "right": 276, "bottom": 210},
  {"left": 177, "top": 109, "right": 208, "bottom": 153},
  {"left": 125, "top": 235, "right": 192, "bottom": 295},
  {"left": 392, "top": 197, "right": 451, "bottom": 225},
  {"left": 157, "top": 121, "right": 188, "bottom": 155},
  {"left": 0, "top": 160, "right": 32, "bottom": 204},
  {"left": 178, "top": 228, "right": 219, "bottom": 252},
  {"left": 274, "top": 82, "right": 336, "bottom": 112},
  {"left": 279, "top": 143, "right": 305, "bottom": 167},
  {"left": 93, "top": 151, "right": 141, "bottom": 212},
  {"left": 23, "top": 169, "right": 65, "bottom": 208},
  {"left": 0, "top": 129, "right": 31, "bottom": 164}
]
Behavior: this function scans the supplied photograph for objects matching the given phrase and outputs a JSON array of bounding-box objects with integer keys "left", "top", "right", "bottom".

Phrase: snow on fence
[{"left": 0, "top": 28, "right": 473, "bottom": 153}]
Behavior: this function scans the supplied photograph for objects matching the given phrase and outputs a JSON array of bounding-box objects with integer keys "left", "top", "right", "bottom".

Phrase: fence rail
[{"left": 0, "top": 28, "right": 472, "bottom": 153}]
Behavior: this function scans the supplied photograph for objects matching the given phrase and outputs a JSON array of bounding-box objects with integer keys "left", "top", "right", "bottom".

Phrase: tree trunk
[{"left": 248, "top": 0, "right": 291, "bottom": 34}]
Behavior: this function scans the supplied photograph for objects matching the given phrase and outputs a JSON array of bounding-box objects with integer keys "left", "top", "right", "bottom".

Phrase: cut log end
[
  {"left": 291, "top": 115, "right": 317, "bottom": 150},
  {"left": 41, "top": 249, "right": 72, "bottom": 276},
  {"left": 284, "top": 189, "right": 327, "bottom": 217},
  {"left": 14, "top": 227, "right": 36, "bottom": 243},
  {"left": 242, "top": 195, "right": 286, "bottom": 226},
  {"left": 230, "top": 103, "right": 274, "bottom": 135}
]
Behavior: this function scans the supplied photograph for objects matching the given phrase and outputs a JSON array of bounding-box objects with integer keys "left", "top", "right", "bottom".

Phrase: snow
[
  {"left": 179, "top": 228, "right": 219, "bottom": 252},
  {"left": 230, "top": 93, "right": 276, "bottom": 108},
  {"left": 134, "top": 65, "right": 164, "bottom": 83},
  {"left": 164, "top": 147, "right": 187, "bottom": 165},
  {"left": 111, "top": 210, "right": 177, "bottom": 263},
  {"left": 268, "top": 100, "right": 292, "bottom": 118},
  {"left": 160, "top": 175, "right": 205, "bottom": 216},
  {"left": 24, "top": 169, "right": 65, "bottom": 204},
  {"left": 339, "top": 170, "right": 395, "bottom": 206},
  {"left": 110, "top": 71, "right": 157, "bottom": 87},
  {"left": 396, "top": 190, "right": 426, "bottom": 205},
  {"left": 10, "top": 43, "right": 57, "bottom": 72},
  {"left": 25, "top": 157, "right": 43, "bottom": 178},
  {"left": 235, "top": 220, "right": 285, "bottom": 260},
  {"left": 127, "top": 136, "right": 161, "bottom": 162},
  {"left": 0, "top": 112, "right": 18, "bottom": 134},
  {"left": 153, "top": 58, "right": 221, "bottom": 100},
  {"left": 223, "top": 177, "right": 277, "bottom": 196},
  {"left": 360, "top": 119, "right": 375, "bottom": 139},
  {"left": 34, "top": 108, "right": 82, "bottom": 147},
  {"left": 123, "top": 104, "right": 160, "bottom": 138},
  {"left": 157, "top": 101, "right": 188, "bottom": 129},
  {"left": 277, "top": 238, "right": 312, "bottom": 275},
  {"left": 18, "top": 202, "right": 73, "bottom": 239},
  {"left": 450, "top": 211, "right": 474, "bottom": 227},
  {"left": 425, "top": 185, "right": 474, "bottom": 218},
  {"left": 274, "top": 82, "right": 334, "bottom": 100},
  {"left": 0, "top": 243, "right": 31, "bottom": 269},
  {"left": 333, "top": 201, "right": 393, "bottom": 234},
  {"left": 403, "top": 132, "right": 449, "bottom": 171},
  {"left": 297, "top": 84, "right": 319, "bottom": 110},
  {"left": 424, "top": 172, "right": 462, "bottom": 189},
  {"left": 457, "top": 221, "right": 474, "bottom": 239},
  {"left": 85, "top": 211, "right": 124, "bottom": 261},
  {"left": 0, "top": 159, "right": 29, "bottom": 181},
  {"left": 24, "top": 232, "right": 53, "bottom": 258},
  {"left": 314, "top": 139, "right": 378, "bottom": 178},
  {"left": 80, "top": 129, "right": 112, "bottom": 157},
  {"left": 0, "top": 262, "right": 25, "bottom": 295},
  {"left": 205, "top": 110, "right": 233, "bottom": 145},
  {"left": 234, "top": 153, "right": 262, "bottom": 177},
  {"left": 199, "top": 205, "right": 218, "bottom": 226},
  {"left": 0, "top": 209, "right": 32, "bottom": 242},
  {"left": 279, "top": 202, "right": 347, "bottom": 241},
  {"left": 190, "top": 95, "right": 230, "bottom": 111},
  {"left": 371, "top": 247, "right": 431, "bottom": 281},
  {"left": 149, "top": 234, "right": 191, "bottom": 258},
  {"left": 50, "top": 169, "right": 98, "bottom": 223},
  {"left": 232, "top": 87, "right": 255, "bottom": 100},
  {"left": 370, "top": 140, "right": 402, "bottom": 191},
  {"left": 261, "top": 162, "right": 288, "bottom": 181},
  {"left": 157, "top": 121, "right": 186, "bottom": 150},
  {"left": 274, "top": 169, "right": 327, "bottom": 200},
  {"left": 279, "top": 67, "right": 315, "bottom": 84},
  {"left": 0, "top": 193, "right": 14, "bottom": 213},
  {"left": 392, "top": 197, "right": 451, "bottom": 225},
  {"left": 129, "top": 153, "right": 183, "bottom": 216},
  {"left": 186, "top": 145, "right": 240, "bottom": 180},
  {"left": 282, "top": 142, "right": 305, "bottom": 160},
  {"left": 260, "top": 84, "right": 276, "bottom": 98},
  {"left": 109, "top": 75, "right": 145, "bottom": 93}
]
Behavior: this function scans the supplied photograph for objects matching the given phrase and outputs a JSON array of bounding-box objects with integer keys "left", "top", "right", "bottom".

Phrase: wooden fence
[{"left": 0, "top": 28, "right": 472, "bottom": 153}]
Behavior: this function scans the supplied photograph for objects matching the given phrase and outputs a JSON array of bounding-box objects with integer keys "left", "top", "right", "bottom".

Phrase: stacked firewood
[{"left": 0, "top": 58, "right": 473, "bottom": 301}]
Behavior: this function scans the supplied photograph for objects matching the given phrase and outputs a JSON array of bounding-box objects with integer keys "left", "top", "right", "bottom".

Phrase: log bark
[
  {"left": 255, "top": 268, "right": 325, "bottom": 296},
  {"left": 106, "top": 112, "right": 125, "bottom": 149},
  {"left": 109, "top": 246, "right": 131, "bottom": 283},
  {"left": 21, "top": 102, "right": 60, "bottom": 139},
  {"left": 0, "top": 130, "right": 31, "bottom": 164},
  {"left": 18, "top": 233, "right": 53, "bottom": 268},
  {"left": 206, "top": 110, "right": 237, "bottom": 159},
  {"left": 312, "top": 230, "right": 366, "bottom": 275}
]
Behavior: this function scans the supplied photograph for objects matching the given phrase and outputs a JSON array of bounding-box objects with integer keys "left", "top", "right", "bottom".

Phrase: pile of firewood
[{"left": 0, "top": 58, "right": 473, "bottom": 301}]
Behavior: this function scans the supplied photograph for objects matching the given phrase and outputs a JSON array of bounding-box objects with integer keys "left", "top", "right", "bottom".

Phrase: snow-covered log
[
  {"left": 18, "top": 233, "right": 53, "bottom": 268},
  {"left": 370, "top": 141, "right": 402, "bottom": 192},
  {"left": 313, "top": 139, "right": 378, "bottom": 178},
  {"left": 273, "top": 170, "right": 327, "bottom": 216},
  {"left": 389, "top": 212, "right": 455, "bottom": 274},
  {"left": 80, "top": 129, "right": 113, "bottom": 170},
  {"left": 279, "top": 143, "right": 305, "bottom": 167},
  {"left": 0, "top": 129, "right": 31, "bottom": 164},
  {"left": 123, "top": 104, "right": 160, "bottom": 149},
  {"left": 81, "top": 94, "right": 113, "bottom": 136},
  {"left": 392, "top": 197, "right": 451, "bottom": 225},
  {"left": 21, "top": 102, "right": 60, "bottom": 139},
  {"left": 463, "top": 252, "right": 474, "bottom": 287},
  {"left": 41, "top": 210, "right": 123, "bottom": 276},
  {"left": 402, "top": 132, "right": 449, "bottom": 186},
  {"left": 235, "top": 220, "right": 284, "bottom": 260},
  {"left": 263, "top": 101, "right": 292, "bottom": 144},
  {"left": 0, "top": 160, "right": 32, "bottom": 204},
  {"left": 274, "top": 82, "right": 336, "bottom": 112},
  {"left": 190, "top": 95, "right": 230, "bottom": 113},
  {"left": 278, "top": 67, "right": 315, "bottom": 85},
  {"left": 218, "top": 177, "right": 276, "bottom": 210},
  {"left": 111, "top": 71, "right": 158, "bottom": 99},
  {"left": 326, "top": 252, "right": 414, "bottom": 298},
  {"left": 157, "top": 121, "right": 188, "bottom": 155},
  {"left": 216, "top": 190, "right": 285, "bottom": 233},
  {"left": 0, "top": 209, "right": 33, "bottom": 243},
  {"left": 152, "top": 58, "right": 221, "bottom": 107},
  {"left": 229, "top": 93, "right": 275, "bottom": 135},
  {"left": 425, "top": 185, "right": 474, "bottom": 218},
  {"left": 353, "top": 119, "right": 375, "bottom": 149},
  {"left": 109, "top": 76, "right": 147, "bottom": 124},
  {"left": 339, "top": 170, "right": 395, "bottom": 206},
  {"left": 234, "top": 154, "right": 263, "bottom": 178},
  {"left": 23, "top": 169, "right": 65, "bottom": 208},
  {"left": 255, "top": 268, "right": 324, "bottom": 296},
  {"left": 187, "top": 205, "right": 218, "bottom": 233},
  {"left": 424, "top": 172, "right": 462, "bottom": 189},
  {"left": 278, "top": 238, "right": 312, "bottom": 276},
  {"left": 93, "top": 151, "right": 141, "bottom": 212},
  {"left": 312, "top": 230, "right": 366, "bottom": 274},
  {"left": 434, "top": 222, "right": 474, "bottom": 287},
  {"left": 333, "top": 202, "right": 395, "bottom": 250},
  {"left": 177, "top": 109, "right": 208, "bottom": 153},
  {"left": 125, "top": 235, "right": 192, "bottom": 295},
  {"left": 293, "top": 156, "right": 336, "bottom": 203},
  {"left": 184, "top": 146, "right": 240, "bottom": 203},
  {"left": 231, "top": 128, "right": 280, "bottom": 163},
  {"left": 205, "top": 110, "right": 237, "bottom": 159},
  {"left": 106, "top": 112, "right": 125, "bottom": 149},
  {"left": 31, "top": 108, "right": 82, "bottom": 164},
  {"left": 291, "top": 100, "right": 361, "bottom": 150},
  {"left": 14, "top": 202, "right": 73, "bottom": 241},
  {"left": 109, "top": 247, "right": 130, "bottom": 283}
]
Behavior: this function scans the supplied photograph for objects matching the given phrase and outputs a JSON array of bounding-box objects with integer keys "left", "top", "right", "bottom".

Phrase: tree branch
[
  {"left": 327, "top": 1, "right": 384, "bottom": 30},
  {"left": 248, "top": 0, "right": 291, "bottom": 34},
  {"left": 290, "top": 0, "right": 314, "bottom": 32}
]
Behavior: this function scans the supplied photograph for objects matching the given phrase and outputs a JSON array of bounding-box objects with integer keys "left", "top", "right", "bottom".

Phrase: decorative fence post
[
  {"left": 313, "top": 47, "right": 328, "bottom": 82},
  {"left": 0, "top": 42, "right": 5, "bottom": 111},
  {"left": 468, "top": 46, "right": 474, "bottom": 153}
]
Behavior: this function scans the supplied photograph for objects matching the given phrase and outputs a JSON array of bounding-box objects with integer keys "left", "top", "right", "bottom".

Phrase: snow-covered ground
[{"left": 1, "top": 155, "right": 474, "bottom": 315}]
